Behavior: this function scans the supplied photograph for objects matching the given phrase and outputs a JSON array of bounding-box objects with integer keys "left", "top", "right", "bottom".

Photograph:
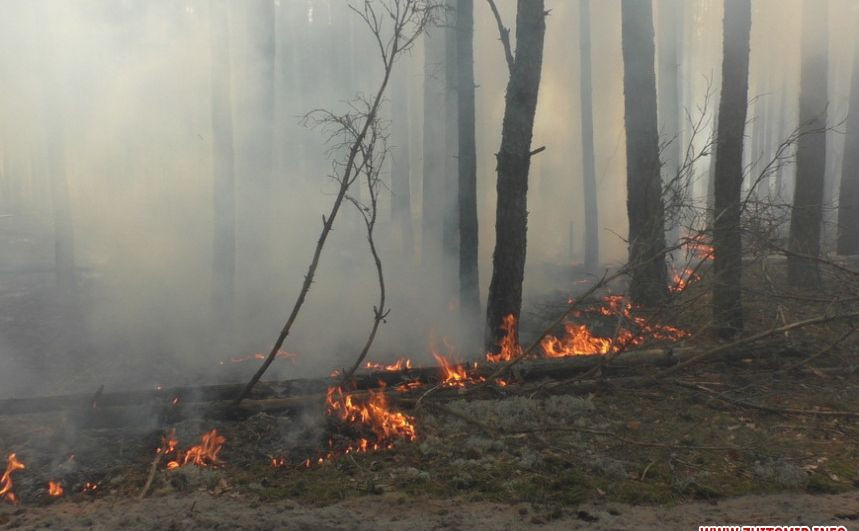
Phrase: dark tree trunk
[
  {"left": 837, "top": 20, "right": 859, "bottom": 256},
  {"left": 457, "top": 0, "right": 480, "bottom": 319},
  {"left": 210, "top": 0, "right": 236, "bottom": 325},
  {"left": 787, "top": 0, "right": 828, "bottom": 286},
  {"left": 391, "top": 64, "right": 415, "bottom": 257},
  {"left": 485, "top": 0, "right": 547, "bottom": 351},
  {"left": 621, "top": 0, "right": 668, "bottom": 306},
  {"left": 578, "top": 0, "right": 599, "bottom": 273},
  {"left": 712, "top": 0, "right": 751, "bottom": 339}
]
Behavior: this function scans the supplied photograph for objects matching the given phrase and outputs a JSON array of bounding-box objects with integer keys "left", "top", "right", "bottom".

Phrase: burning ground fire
[
  {"left": 325, "top": 385, "right": 417, "bottom": 456},
  {"left": 0, "top": 284, "right": 690, "bottom": 504},
  {"left": 1, "top": 453, "right": 25, "bottom": 505},
  {"left": 159, "top": 429, "right": 227, "bottom": 470}
]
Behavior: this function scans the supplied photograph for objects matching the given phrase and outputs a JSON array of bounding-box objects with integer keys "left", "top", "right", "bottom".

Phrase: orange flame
[
  {"left": 364, "top": 358, "right": 413, "bottom": 372},
  {"left": 431, "top": 352, "right": 480, "bottom": 387},
  {"left": 669, "top": 267, "right": 701, "bottom": 294},
  {"left": 394, "top": 380, "right": 423, "bottom": 393},
  {"left": 541, "top": 323, "right": 613, "bottom": 357},
  {"left": 486, "top": 314, "right": 522, "bottom": 363},
  {"left": 48, "top": 481, "right": 63, "bottom": 497},
  {"left": 166, "top": 429, "right": 226, "bottom": 469},
  {"left": 541, "top": 295, "right": 687, "bottom": 358},
  {"left": 1, "top": 453, "right": 25, "bottom": 505},
  {"left": 83, "top": 482, "right": 98, "bottom": 493},
  {"left": 271, "top": 457, "right": 286, "bottom": 468},
  {"left": 325, "top": 385, "right": 417, "bottom": 454}
]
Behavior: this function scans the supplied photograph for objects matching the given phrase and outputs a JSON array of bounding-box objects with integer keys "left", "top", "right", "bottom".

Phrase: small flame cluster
[
  {"left": 325, "top": 385, "right": 417, "bottom": 455},
  {"left": 670, "top": 235, "right": 715, "bottom": 294},
  {"left": 158, "top": 429, "right": 226, "bottom": 470},
  {"left": 541, "top": 296, "right": 687, "bottom": 358},
  {"left": 486, "top": 314, "right": 522, "bottom": 363},
  {"left": 1, "top": 453, "right": 25, "bottom": 505},
  {"left": 47, "top": 480, "right": 63, "bottom": 497}
]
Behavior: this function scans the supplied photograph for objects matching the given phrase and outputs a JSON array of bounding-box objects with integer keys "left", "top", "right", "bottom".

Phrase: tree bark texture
[
  {"left": 485, "top": 0, "right": 547, "bottom": 351},
  {"left": 621, "top": 0, "right": 668, "bottom": 306},
  {"left": 788, "top": 0, "right": 828, "bottom": 286},
  {"left": 712, "top": 0, "right": 751, "bottom": 339}
]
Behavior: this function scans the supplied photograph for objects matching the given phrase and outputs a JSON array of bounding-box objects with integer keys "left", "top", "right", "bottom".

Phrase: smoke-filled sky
[{"left": 0, "top": 0, "right": 856, "bottom": 398}]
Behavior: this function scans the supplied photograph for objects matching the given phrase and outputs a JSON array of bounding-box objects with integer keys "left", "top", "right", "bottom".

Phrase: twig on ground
[
  {"left": 674, "top": 381, "right": 859, "bottom": 418},
  {"left": 504, "top": 426, "right": 743, "bottom": 450},
  {"left": 782, "top": 327, "right": 855, "bottom": 372}
]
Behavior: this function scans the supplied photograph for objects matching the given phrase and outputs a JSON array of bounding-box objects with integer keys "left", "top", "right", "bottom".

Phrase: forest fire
[
  {"left": 47, "top": 480, "right": 63, "bottom": 497},
  {"left": 432, "top": 352, "right": 482, "bottom": 387},
  {"left": 541, "top": 295, "right": 687, "bottom": 358},
  {"left": 485, "top": 314, "right": 522, "bottom": 363},
  {"left": 670, "top": 267, "right": 702, "bottom": 294},
  {"left": 541, "top": 323, "right": 613, "bottom": 357},
  {"left": 325, "top": 385, "right": 417, "bottom": 454},
  {"left": 364, "top": 358, "right": 413, "bottom": 371},
  {"left": 1, "top": 453, "right": 25, "bottom": 505},
  {"left": 164, "top": 429, "right": 226, "bottom": 470}
]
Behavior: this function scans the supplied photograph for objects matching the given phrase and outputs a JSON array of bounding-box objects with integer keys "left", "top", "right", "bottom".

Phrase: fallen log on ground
[{"left": 0, "top": 346, "right": 702, "bottom": 418}]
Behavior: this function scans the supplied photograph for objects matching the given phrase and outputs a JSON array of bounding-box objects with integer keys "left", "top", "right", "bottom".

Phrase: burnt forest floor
[
  {"left": 2, "top": 249, "right": 859, "bottom": 528},
  {"left": 2, "top": 350, "right": 859, "bottom": 529}
]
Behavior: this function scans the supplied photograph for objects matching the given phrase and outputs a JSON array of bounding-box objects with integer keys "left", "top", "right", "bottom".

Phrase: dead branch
[
  {"left": 235, "top": 0, "right": 442, "bottom": 405},
  {"left": 338, "top": 120, "right": 390, "bottom": 386},
  {"left": 504, "top": 426, "right": 744, "bottom": 451},
  {"left": 674, "top": 381, "right": 859, "bottom": 418},
  {"left": 485, "top": 0, "right": 514, "bottom": 74},
  {"left": 650, "top": 310, "right": 859, "bottom": 380},
  {"left": 783, "top": 327, "right": 856, "bottom": 372}
]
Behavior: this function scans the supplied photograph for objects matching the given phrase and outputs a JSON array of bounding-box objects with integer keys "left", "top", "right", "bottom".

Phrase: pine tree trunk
[
  {"left": 442, "top": 2, "right": 459, "bottom": 290},
  {"left": 657, "top": 0, "right": 682, "bottom": 246},
  {"left": 210, "top": 0, "right": 236, "bottom": 326},
  {"left": 621, "top": 0, "right": 668, "bottom": 306},
  {"left": 712, "top": 0, "right": 751, "bottom": 339},
  {"left": 837, "top": 18, "right": 859, "bottom": 256},
  {"left": 457, "top": 0, "right": 480, "bottom": 320},
  {"left": 578, "top": 0, "right": 599, "bottom": 273},
  {"left": 485, "top": 0, "right": 547, "bottom": 351},
  {"left": 422, "top": 27, "right": 447, "bottom": 271},
  {"left": 391, "top": 65, "right": 415, "bottom": 256},
  {"left": 788, "top": 0, "right": 828, "bottom": 286}
]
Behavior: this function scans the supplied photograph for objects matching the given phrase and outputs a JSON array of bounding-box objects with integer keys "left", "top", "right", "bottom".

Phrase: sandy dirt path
[{"left": 2, "top": 491, "right": 858, "bottom": 530}]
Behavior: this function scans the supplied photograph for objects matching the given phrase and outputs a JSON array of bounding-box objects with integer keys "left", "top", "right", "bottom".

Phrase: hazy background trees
[{"left": 2, "top": 0, "right": 859, "bottom": 397}]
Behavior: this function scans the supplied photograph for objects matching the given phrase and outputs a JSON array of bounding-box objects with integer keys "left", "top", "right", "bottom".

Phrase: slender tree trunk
[
  {"left": 443, "top": 2, "right": 459, "bottom": 290},
  {"left": 39, "top": 10, "right": 75, "bottom": 293},
  {"left": 457, "top": 0, "right": 480, "bottom": 319},
  {"left": 485, "top": 0, "right": 547, "bottom": 351},
  {"left": 391, "top": 64, "right": 415, "bottom": 256},
  {"left": 837, "top": 17, "right": 859, "bottom": 256},
  {"left": 578, "top": 0, "right": 599, "bottom": 273},
  {"left": 788, "top": 0, "right": 828, "bottom": 286},
  {"left": 422, "top": 27, "right": 446, "bottom": 271},
  {"left": 236, "top": 0, "right": 276, "bottom": 337},
  {"left": 210, "top": 0, "right": 236, "bottom": 327},
  {"left": 712, "top": 0, "right": 751, "bottom": 339},
  {"left": 621, "top": 0, "right": 668, "bottom": 306},
  {"left": 657, "top": 0, "right": 682, "bottom": 246}
]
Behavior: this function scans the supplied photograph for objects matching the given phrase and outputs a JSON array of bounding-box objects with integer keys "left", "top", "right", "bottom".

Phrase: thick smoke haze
[{"left": 0, "top": 0, "right": 855, "bottom": 398}]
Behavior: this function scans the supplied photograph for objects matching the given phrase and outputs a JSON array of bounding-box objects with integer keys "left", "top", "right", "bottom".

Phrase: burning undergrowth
[{"left": 0, "top": 283, "right": 699, "bottom": 508}]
